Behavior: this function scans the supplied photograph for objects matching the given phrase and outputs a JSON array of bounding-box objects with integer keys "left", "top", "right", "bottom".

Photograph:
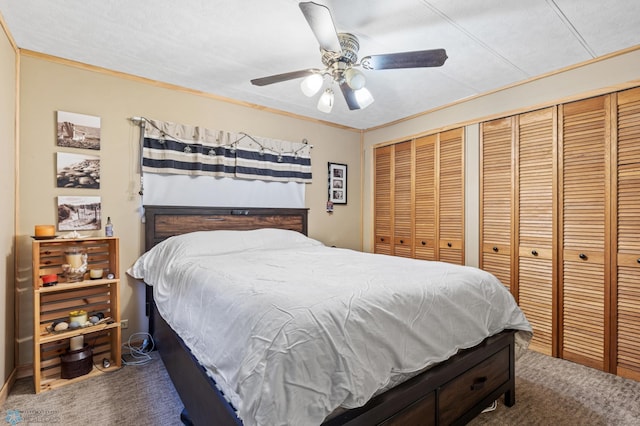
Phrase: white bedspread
[{"left": 129, "top": 229, "right": 532, "bottom": 426}]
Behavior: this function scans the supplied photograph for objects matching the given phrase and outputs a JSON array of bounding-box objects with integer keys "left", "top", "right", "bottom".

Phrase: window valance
[{"left": 141, "top": 118, "right": 312, "bottom": 183}]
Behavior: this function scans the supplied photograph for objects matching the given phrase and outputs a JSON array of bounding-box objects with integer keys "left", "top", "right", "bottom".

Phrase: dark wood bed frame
[{"left": 143, "top": 205, "right": 517, "bottom": 426}]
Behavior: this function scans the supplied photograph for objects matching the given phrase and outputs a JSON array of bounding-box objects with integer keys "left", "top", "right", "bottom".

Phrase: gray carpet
[
  {"left": 3, "top": 350, "right": 640, "bottom": 425},
  {"left": 469, "top": 350, "right": 640, "bottom": 426},
  {"left": 2, "top": 352, "right": 184, "bottom": 425}
]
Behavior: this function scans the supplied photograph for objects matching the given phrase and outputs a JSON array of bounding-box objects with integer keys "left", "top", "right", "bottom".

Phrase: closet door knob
[
  {"left": 637, "top": 258, "right": 640, "bottom": 264},
  {"left": 421, "top": 241, "right": 426, "bottom": 246},
  {"left": 579, "top": 253, "right": 587, "bottom": 260},
  {"left": 447, "top": 242, "right": 452, "bottom": 248},
  {"left": 492, "top": 246, "right": 499, "bottom": 252},
  {"left": 400, "top": 239, "right": 404, "bottom": 244},
  {"left": 531, "top": 250, "right": 538, "bottom": 256},
  {"left": 380, "top": 237, "right": 385, "bottom": 242}
]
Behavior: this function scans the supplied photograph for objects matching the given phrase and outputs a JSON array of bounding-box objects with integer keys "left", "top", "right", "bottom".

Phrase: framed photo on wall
[
  {"left": 56, "top": 152, "right": 100, "bottom": 189},
  {"left": 56, "top": 111, "right": 101, "bottom": 150},
  {"left": 57, "top": 196, "right": 102, "bottom": 231},
  {"left": 328, "top": 162, "right": 347, "bottom": 205}
]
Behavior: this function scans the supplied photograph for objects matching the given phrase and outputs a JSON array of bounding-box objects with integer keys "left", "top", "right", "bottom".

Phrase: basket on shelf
[{"left": 60, "top": 345, "right": 93, "bottom": 379}]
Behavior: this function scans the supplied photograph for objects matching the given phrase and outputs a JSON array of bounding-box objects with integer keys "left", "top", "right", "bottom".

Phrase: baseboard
[
  {"left": 16, "top": 364, "right": 32, "bottom": 379},
  {"left": 0, "top": 368, "right": 18, "bottom": 407}
]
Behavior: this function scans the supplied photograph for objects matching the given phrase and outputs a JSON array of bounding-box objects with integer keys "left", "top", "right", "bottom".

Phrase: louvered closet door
[
  {"left": 517, "top": 108, "right": 556, "bottom": 356},
  {"left": 414, "top": 135, "right": 436, "bottom": 260},
  {"left": 559, "top": 95, "right": 611, "bottom": 371},
  {"left": 394, "top": 142, "right": 413, "bottom": 258},
  {"left": 438, "top": 128, "right": 464, "bottom": 264},
  {"left": 480, "top": 118, "right": 513, "bottom": 290},
  {"left": 615, "top": 87, "right": 640, "bottom": 380},
  {"left": 374, "top": 146, "right": 392, "bottom": 255}
]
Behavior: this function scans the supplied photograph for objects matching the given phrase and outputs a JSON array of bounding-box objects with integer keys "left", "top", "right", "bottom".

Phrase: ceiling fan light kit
[
  {"left": 250, "top": 1, "right": 447, "bottom": 113},
  {"left": 354, "top": 87, "right": 374, "bottom": 109},
  {"left": 300, "top": 73, "right": 324, "bottom": 97},
  {"left": 344, "top": 68, "right": 365, "bottom": 90},
  {"left": 317, "top": 88, "right": 335, "bottom": 113}
]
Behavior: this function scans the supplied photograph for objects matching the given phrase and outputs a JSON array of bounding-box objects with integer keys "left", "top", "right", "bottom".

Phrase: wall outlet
[{"left": 121, "top": 319, "right": 128, "bottom": 329}]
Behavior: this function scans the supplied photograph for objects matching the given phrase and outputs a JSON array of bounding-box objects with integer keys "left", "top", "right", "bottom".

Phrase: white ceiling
[{"left": 1, "top": 0, "right": 639, "bottom": 130}]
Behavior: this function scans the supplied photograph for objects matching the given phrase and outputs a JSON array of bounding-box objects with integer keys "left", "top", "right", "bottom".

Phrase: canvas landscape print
[
  {"left": 56, "top": 111, "right": 101, "bottom": 150},
  {"left": 56, "top": 152, "right": 100, "bottom": 189},
  {"left": 57, "top": 196, "right": 102, "bottom": 231}
]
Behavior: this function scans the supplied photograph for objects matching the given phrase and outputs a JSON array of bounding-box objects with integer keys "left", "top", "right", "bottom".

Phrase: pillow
[
  {"left": 169, "top": 228, "right": 322, "bottom": 256},
  {"left": 127, "top": 228, "right": 322, "bottom": 280}
]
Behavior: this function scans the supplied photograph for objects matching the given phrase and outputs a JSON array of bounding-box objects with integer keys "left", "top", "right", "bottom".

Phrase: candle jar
[
  {"left": 62, "top": 248, "right": 88, "bottom": 283},
  {"left": 69, "top": 310, "right": 88, "bottom": 325}
]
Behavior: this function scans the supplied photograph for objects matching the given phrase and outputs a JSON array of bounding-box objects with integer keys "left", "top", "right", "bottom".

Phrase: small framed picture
[
  {"left": 328, "top": 162, "right": 347, "bottom": 205},
  {"left": 56, "top": 111, "right": 101, "bottom": 150},
  {"left": 57, "top": 196, "right": 102, "bottom": 231},
  {"left": 56, "top": 152, "right": 100, "bottom": 189}
]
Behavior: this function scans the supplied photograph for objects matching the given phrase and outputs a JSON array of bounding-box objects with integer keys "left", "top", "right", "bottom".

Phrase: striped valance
[{"left": 142, "top": 119, "right": 312, "bottom": 183}]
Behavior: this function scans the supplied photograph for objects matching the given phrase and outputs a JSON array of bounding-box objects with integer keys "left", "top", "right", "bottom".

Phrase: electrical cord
[
  {"left": 481, "top": 400, "right": 498, "bottom": 413},
  {"left": 121, "top": 332, "right": 155, "bottom": 366}
]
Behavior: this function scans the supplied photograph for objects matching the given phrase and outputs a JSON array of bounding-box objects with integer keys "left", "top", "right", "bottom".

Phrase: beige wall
[
  {"left": 15, "top": 55, "right": 362, "bottom": 365},
  {"left": 361, "top": 48, "right": 640, "bottom": 262},
  {"left": 0, "top": 19, "right": 16, "bottom": 384}
]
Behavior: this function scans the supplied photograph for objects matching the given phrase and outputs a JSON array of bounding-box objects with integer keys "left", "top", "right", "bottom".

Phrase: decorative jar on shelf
[{"left": 62, "top": 247, "right": 87, "bottom": 282}]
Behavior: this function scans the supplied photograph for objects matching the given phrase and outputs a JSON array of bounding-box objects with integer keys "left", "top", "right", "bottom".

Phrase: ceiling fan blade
[
  {"left": 299, "top": 2, "right": 342, "bottom": 54},
  {"left": 340, "top": 82, "right": 361, "bottom": 111},
  {"left": 251, "top": 69, "right": 320, "bottom": 86},
  {"left": 361, "top": 49, "right": 448, "bottom": 70}
]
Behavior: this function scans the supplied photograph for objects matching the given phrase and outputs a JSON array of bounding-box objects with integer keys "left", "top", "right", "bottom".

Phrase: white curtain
[{"left": 142, "top": 174, "right": 305, "bottom": 208}]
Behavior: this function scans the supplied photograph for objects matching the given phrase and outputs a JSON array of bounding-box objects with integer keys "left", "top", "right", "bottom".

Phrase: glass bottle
[{"left": 105, "top": 217, "right": 114, "bottom": 237}]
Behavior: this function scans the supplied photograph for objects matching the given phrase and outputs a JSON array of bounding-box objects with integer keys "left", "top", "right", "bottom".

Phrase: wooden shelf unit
[{"left": 32, "top": 237, "right": 121, "bottom": 393}]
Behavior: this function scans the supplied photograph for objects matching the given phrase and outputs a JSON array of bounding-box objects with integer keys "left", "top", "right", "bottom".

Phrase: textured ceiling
[{"left": 1, "top": 0, "right": 639, "bottom": 130}]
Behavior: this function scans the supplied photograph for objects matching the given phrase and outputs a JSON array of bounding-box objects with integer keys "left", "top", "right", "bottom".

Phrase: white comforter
[{"left": 129, "top": 229, "right": 532, "bottom": 426}]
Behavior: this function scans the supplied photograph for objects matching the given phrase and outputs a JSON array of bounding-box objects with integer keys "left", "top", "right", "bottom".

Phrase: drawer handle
[
  {"left": 421, "top": 241, "right": 426, "bottom": 246},
  {"left": 471, "top": 376, "right": 487, "bottom": 391},
  {"left": 400, "top": 239, "right": 404, "bottom": 244},
  {"left": 492, "top": 246, "right": 498, "bottom": 252},
  {"left": 637, "top": 258, "right": 640, "bottom": 264},
  {"left": 380, "top": 237, "right": 385, "bottom": 242},
  {"left": 447, "top": 242, "right": 452, "bottom": 248},
  {"left": 531, "top": 250, "right": 538, "bottom": 256},
  {"left": 579, "top": 253, "right": 587, "bottom": 260}
]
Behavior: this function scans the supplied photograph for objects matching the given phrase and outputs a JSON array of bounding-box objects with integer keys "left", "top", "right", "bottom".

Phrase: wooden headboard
[
  {"left": 144, "top": 205, "right": 309, "bottom": 251},
  {"left": 142, "top": 205, "right": 309, "bottom": 336}
]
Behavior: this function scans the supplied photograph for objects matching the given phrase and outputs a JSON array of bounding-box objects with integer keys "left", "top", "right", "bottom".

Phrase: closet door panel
[
  {"left": 414, "top": 135, "right": 436, "bottom": 261},
  {"left": 616, "top": 262, "right": 640, "bottom": 381},
  {"left": 394, "top": 142, "right": 413, "bottom": 258},
  {"left": 562, "top": 262, "right": 606, "bottom": 365},
  {"left": 438, "top": 129, "right": 464, "bottom": 264},
  {"left": 517, "top": 108, "right": 556, "bottom": 356},
  {"left": 615, "top": 87, "right": 640, "bottom": 380},
  {"left": 481, "top": 118, "right": 513, "bottom": 289},
  {"left": 374, "top": 146, "right": 392, "bottom": 255},
  {"left": 560, "top": 95, "right": 610, "bottom": 371},
  {"left": 519, "top": 256, "right": 554, "bottom": 354}
]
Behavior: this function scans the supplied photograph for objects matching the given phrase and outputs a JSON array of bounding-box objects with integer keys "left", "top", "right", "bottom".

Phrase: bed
[{"left": 131, "top": 205, "right": 532, "bottom": 426}]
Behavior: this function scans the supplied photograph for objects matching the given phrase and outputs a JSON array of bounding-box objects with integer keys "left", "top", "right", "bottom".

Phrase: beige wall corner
[{"left": 0, "top": 11, "right": 17, "bottom": 392}]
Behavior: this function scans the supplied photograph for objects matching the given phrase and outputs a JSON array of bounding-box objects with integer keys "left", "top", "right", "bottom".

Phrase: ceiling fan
[{"left": 250, "top": 1, "right": 448, "bottom": 112}]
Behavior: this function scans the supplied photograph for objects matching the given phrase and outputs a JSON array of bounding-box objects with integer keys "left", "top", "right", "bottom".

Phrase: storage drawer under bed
[
  {"left": 377, "top": 345, "right": 510, "bottom": 426},
  {"left": 439, "top": 346, "right": 510, "bottom": 424}
]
